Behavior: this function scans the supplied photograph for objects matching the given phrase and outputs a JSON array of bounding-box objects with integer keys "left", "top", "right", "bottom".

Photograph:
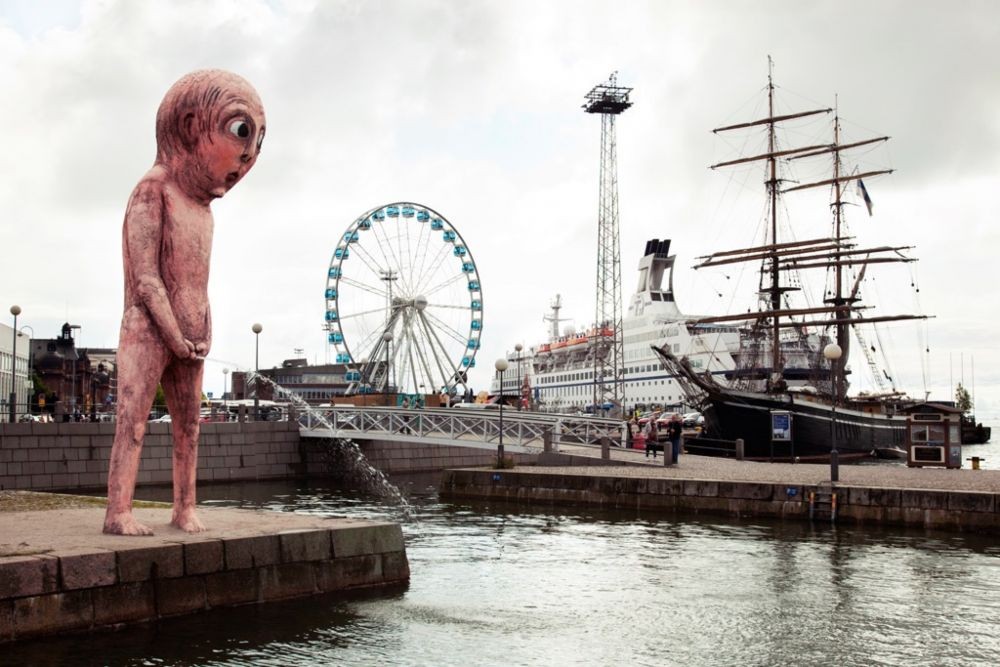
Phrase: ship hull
[{"left": 700, "top": 389, "right": 907, "bottom": 459}]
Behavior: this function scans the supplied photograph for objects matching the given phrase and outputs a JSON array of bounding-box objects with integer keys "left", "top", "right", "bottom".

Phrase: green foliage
[
  {"left": 153, "top": 384, "right": 168, "bottom": 414},
  {"left": 31, "top": 372, "right": 49, "bottom": 396},
  {"left": 955, "top": 383, "right": 973, "bottom": 414}
]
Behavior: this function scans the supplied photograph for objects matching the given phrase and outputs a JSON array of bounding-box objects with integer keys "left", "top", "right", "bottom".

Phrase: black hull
[{"left": 701, "top": 390, "right": 907, "bottom": 459}]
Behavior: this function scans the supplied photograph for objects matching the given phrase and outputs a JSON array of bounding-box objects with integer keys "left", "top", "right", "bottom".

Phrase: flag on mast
[{"left": 857, "top": 178, "right": 874, "bottom": 216}]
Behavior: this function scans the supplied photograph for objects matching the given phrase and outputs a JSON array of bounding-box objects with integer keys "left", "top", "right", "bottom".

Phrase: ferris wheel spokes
[
  {"left": 369, "top": 222, "right": 413, "bottom": 296},
  {"left": 348, "top": 242, "right": 395, "bottom": 284},
  {"left": 337, "top": 276, "right": 387, "bottom": 299},
  {"left": 416, "top": 311, "right": 461, "bottom": 389},
  {"left": 421, "top": 272, "right": 468, "bottom": 299},
  {"left": 423, "top": 309, "right": 470, "bottom": 346},
  {"left": 411, "top": 243, "right": 453, "bottom": 297}
]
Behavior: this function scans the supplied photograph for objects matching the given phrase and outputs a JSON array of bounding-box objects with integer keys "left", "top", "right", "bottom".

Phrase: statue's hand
[
  {"left": 171, "top": 337, "right": 197, "bottom": 360},
  {"left": 194, "top": 341, "right": 210, "bottom": 357}
]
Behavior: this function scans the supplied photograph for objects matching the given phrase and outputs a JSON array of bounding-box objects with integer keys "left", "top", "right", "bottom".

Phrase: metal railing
[{"left": 298, "top": 405, "right": 624, "bottom": 451}]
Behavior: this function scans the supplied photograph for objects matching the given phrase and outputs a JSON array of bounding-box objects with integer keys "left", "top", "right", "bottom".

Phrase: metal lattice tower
[{"left": 583, "top": 73, "right": 632, "bottom": 415}]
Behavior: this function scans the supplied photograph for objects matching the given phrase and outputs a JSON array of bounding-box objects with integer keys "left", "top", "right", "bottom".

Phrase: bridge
[{"left": 298, "top": 406, "right": 625, "bottom": 453}]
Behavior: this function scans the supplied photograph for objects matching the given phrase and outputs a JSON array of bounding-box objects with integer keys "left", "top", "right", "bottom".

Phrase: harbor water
[{"left": 6, "top": 474, "right": 1000, "bottom": 667}]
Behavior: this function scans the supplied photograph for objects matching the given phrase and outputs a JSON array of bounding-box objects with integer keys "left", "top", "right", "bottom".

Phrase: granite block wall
[{"left": 0, "top": 421, "right": 303, "bottom": 492}]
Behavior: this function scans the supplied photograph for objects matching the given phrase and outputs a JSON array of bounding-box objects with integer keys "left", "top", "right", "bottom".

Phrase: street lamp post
[
  {"left": 9, "top": 305, "right": 20, "bottom": 423},
  {"left": 252, "top": 323, "right": 262, "bottom": 420},
  {"left": 824, "top": 343, "right": 843, "bottom": 483},
  {"left": 222, "top": 368, "right": 229, "bottom": 419},
  {"left": 67, "top": 324, "right": 81, "bottom": 419},
  {"left": 19, "top": 325, "right": 33, "bottom": 417},
  {"left": 382, "top": 331, "right": 393, "bottom": 406},
  {"left": 495, "top": 358, "right": 509, "bottom": 467},
  {"left": 514, "top": 343, "right": 523, "bottom": 411}
]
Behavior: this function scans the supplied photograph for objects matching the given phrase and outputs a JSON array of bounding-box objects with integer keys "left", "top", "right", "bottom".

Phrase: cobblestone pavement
[{"left": 544, "top": 443, "right": 1000, "bottom": 493}]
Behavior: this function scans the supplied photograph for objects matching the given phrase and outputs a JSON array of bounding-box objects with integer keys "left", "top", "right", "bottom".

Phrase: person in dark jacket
[{"left": 667, "top": 414, "right": 683, "bottom": 464}]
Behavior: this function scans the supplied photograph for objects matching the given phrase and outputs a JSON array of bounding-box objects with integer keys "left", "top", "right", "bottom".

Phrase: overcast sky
[{"left": 2, "top": 0, "right": 998, "bottom": 419}]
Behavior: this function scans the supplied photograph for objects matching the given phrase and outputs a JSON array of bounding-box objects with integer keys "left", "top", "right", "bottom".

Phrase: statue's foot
[
  {"left": 171, "top": 508, "right": 207, "bottom": 533},
  {"left": 104, "top": 512, "right": 154, "bottom": 536}
]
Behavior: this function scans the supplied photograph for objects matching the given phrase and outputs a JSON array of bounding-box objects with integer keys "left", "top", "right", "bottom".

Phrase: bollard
[
  {"left": 288, "top": 404, "right": 298, "bottom": 422},
  {"left": 238, "top": 404, "right": 247, "bottom": 424},
  {"left": 966, "top": 457, "right": 985, "bottom": 470},
  {"left": 601, "top": 436, "right": 610, "bottom": 460},
  {"left": 543, "top": 427, "right": 553, "bottom": 453},
  {"left": 663, "top": 440, "right": 675, "bottom": 467},
  {"left": 735, "top": 438, "right": 745, "bottom": 461}
]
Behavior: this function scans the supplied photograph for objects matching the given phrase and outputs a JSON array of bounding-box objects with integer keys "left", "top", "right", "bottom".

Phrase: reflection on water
[{"left": 10, "top": 475, "right": 1000, "bottom": 667}]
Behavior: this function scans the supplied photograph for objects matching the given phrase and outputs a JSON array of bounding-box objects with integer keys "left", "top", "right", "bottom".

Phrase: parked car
[{"left": 682, "top": 412, "right": 704, "bottom": 428}]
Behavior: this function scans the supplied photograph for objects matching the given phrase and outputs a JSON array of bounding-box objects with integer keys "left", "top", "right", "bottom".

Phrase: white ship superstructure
[{"left": 493, "top": 239, "right": 740, "bottom": 413}]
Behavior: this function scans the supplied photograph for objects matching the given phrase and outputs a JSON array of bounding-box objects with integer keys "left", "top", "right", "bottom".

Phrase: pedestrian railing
[{"left": 298, "top": 406, "right": 624, "bottom": 451}]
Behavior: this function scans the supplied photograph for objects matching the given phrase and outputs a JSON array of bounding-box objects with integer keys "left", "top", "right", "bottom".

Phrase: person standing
[
  {"left": 645, "top": 418, "right": 659, "bottom": 458},
  {"left": 668, "top": 414, "right": 683, "bottom": 465}
]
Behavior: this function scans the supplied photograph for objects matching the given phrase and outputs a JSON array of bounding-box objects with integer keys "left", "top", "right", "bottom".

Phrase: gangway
[{"left": 298, "top": 406, "right": 624, "bottom": 453}]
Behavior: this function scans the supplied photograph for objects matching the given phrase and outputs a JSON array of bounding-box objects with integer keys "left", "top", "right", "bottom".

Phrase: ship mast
[
  {"left": 696, "top": 59, "right": 927, "bottom": 399},
  {"left": 765, "top": 58, "right": 783, "bottom": 379},
  {"left": 712, "top": 56, "right": 831, "bottom": 385},
  {"left": 831, "top": 103, "right": 848, "bottom": 402}
]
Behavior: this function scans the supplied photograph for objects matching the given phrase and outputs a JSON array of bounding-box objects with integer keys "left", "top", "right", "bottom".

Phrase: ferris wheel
[{"left": 324, "top": 202, "right": 482, "bottom": 397}]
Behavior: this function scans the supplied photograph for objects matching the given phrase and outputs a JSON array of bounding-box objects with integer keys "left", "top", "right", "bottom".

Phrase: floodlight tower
[{"left": 583, "top": 72, "right": 632, "bottom": 416}]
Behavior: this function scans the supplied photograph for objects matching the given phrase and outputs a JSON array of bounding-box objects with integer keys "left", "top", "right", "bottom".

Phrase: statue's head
[{"left": 155, "top": 69, "right": 266, "bottom": 200}]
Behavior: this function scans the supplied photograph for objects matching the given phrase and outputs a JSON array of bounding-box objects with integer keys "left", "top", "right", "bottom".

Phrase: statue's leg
[
  {"left": 104, "top": 339, "right": 169, "bottom": 535},
  {"left": 163, "top": 358, "right": 206, "bottom": 533}
]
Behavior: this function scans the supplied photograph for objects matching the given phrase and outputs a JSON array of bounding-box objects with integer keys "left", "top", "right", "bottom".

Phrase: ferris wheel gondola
[{"left": 324, "top": 202, "right": 482, "bottom": 397}]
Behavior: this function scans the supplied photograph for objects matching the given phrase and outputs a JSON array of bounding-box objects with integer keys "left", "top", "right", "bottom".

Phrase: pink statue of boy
[{"left": 104, "top": 70, "right": 265, "bottom": 535}]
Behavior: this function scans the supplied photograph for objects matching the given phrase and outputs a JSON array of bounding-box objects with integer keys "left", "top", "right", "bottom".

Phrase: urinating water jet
[{"left": 248, "top": 372, "right": 412, "bottom": 518}]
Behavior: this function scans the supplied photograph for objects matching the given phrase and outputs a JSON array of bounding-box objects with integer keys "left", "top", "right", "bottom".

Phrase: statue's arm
[
  {"left": 124, "top": 182, "right": 196, "bottom": 359},
  {"left": 195, "top": 306, "right": 211, "bottom": 357}
]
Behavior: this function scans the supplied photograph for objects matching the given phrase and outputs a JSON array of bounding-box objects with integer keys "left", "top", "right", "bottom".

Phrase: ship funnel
[
  {"left": 657, "top": 240, "right": 671, "bottom": 256},
  {"left": 644, "top": 239, "right": 659, "bottom": 256}
]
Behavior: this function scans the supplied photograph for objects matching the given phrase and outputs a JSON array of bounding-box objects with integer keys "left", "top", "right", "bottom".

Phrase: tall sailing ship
[{"left": 655, "top": 62, "right": 929, "bottom": 459}]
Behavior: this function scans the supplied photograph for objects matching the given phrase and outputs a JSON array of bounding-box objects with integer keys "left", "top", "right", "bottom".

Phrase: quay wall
[
  {"left": 439, "top": 469, "right": 1000, "bottom": 534},
  {"left": 0, "top": 422, "right": 533, "bottom": 492},
  {"left": 310, "top": 439, "right": 536, "bottom": 476},
  {"left": 0, "top": 421, "right": 305, "bottom": 492},
  {"left": 0, "top": 509, "right": 409, "bottom": 645}
]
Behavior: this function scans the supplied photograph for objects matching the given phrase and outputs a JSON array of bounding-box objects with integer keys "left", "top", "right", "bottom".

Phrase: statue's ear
[{"left": 180, "top": 111, "right": 198, "bottom": 151}]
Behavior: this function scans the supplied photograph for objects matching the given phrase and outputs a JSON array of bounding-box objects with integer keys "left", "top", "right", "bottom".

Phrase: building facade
[
  {"left": 232, "top": 358, "right": 354, "bottom": 405},
  {"left": 0, "top": 322, "right": 32, "bottom": 422},
  {"left": 30, "top": 323, "right": 115, "bottom": 420}
]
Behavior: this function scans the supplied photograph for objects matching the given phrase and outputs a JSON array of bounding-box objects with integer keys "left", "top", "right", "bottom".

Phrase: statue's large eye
[{"left": 228, "top": 120, "right": 250, "bottom": 139}]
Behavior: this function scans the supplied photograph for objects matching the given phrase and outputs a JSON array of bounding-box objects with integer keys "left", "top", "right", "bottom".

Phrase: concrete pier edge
[
  {"left": 439, "top": 467, "right": 1000, "bottom": 534},
  {"left": 0, "top": 503, "right": 409, "bottom": 644}
]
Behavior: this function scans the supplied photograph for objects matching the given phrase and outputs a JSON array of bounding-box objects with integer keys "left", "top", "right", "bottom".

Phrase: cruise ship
[{"left": 492, "top": 239, "right": 742, "bottom": 413}]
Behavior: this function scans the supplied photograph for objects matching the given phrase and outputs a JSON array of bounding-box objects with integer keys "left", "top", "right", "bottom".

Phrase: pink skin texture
[{"left": 103, "top": 70, "right": 265, "bottom": 535}]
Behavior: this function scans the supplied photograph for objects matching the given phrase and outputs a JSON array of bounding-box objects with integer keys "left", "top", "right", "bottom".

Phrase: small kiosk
[
  {"left": 770, "top": 410, "right": 792, "bottom": 461},
  {"left": 900, "top": 403, "right": 963, "bottom": 469}
]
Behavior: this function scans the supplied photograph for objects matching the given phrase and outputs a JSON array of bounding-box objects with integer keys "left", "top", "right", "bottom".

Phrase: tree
[
  {"left": 955, "top": 383, "right": 973, "bottom": 414},
  {"left": 153, "top": 384, "right": 168, "bottom": 415}
]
